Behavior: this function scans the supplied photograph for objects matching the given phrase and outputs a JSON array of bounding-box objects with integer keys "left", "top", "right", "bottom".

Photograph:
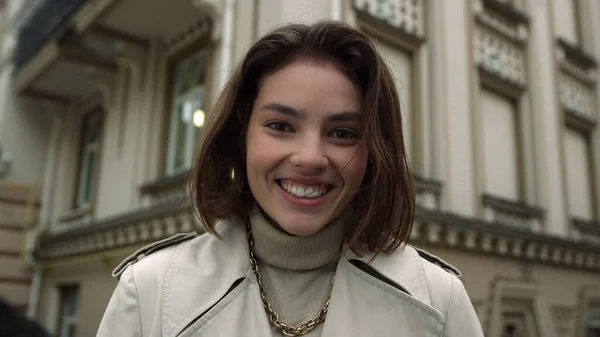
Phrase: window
[
  {"left": 57, "top": 285, "right": 79, "bottom": 337},
  {"left": 502, "top": 311, "right": 527, "bottom": 337},
  {"left": 491, "top": 280, "right": 542, "bottom": 337},
  {"left": 586, "top": 302, "right": 600, "bottom": 337},
  {"left": 76, "top": 110, "right": 103, "bottom": 208},
  {"left": 564, "top": 128, "right": 594, "bottom": 220},
  {"left": 370, "top": 37, "right": 413, "bottom": 160},
  {"left": 498, "top": 302, "right": 541, "bottom": 337},
  {"left": 552, "top": 0, "right": 581, "bottom": 45},
  {"left": 166, "top": 49, "right": 208, "bottom": 175},
  {"left": 481, "top": 89, "right": 520, "bottom": 200}
]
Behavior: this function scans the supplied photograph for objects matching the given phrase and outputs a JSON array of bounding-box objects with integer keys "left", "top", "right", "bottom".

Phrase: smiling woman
[
  {"left": 246, "top": 59, "right": 367, "bottom": 236},
  {"left": 97, "top": 21, "right": 484, "bottom": 337}
]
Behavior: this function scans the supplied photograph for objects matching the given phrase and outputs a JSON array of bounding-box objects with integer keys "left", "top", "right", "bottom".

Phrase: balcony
[
  {"left": 482, "top": 194, "right": 545, "bottom": 232},
  {"left": 13, "top": 0, "right": 218, "bottom": 104},
  {"left": 140, "top": 171, "right": 190, "bottom": 207},
  {"left": 14, "top": 0, "right": 91, "bottom": 72}
]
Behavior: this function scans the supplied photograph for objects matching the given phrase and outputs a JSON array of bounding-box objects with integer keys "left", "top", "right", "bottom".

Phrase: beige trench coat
[{"left": 97, "top": 218, "right": 484, "bottom": 337}]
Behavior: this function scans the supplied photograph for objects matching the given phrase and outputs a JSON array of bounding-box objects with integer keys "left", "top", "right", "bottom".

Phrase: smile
[{"left": 276, "top": 179, "right": 333, "bottom": 199}]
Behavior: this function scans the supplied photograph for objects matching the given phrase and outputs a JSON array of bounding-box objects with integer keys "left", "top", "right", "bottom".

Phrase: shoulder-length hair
[{"left": 190, "top": 20, "right": 414, "bottom": 256}]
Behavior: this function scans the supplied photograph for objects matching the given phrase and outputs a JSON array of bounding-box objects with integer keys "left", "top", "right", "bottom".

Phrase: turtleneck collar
[{"left": 249, "top": 207, "right": 348, "bottom": 271}]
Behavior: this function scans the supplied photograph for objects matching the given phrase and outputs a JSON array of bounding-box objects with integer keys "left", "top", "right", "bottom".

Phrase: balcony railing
[
  {"left": 14, "top": 0, "right": 90, "bottom": 71},
  {"left": 482, "top": 194, "right": 544, "bottom": 232},
  {"left": 140, "top": 171, "right": 190, "bottom": 207}
]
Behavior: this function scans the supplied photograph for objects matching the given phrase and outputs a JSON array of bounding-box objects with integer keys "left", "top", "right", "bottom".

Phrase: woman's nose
[{"left": 289, "top": 136, "right": 328, "bottom": 171}]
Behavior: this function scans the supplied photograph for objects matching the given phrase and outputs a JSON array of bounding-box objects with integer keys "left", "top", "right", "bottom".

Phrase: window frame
[
  {"left": 164, "top": 48, "right": 209, "bottom": 177},
  {"left": 586, "top": 303, "right": 600, "bottom": 337},
  {"left": 578, "top": 287, "right": 600, "bottom": 337},
  {"left": 73, "top": 108, "right": 104, "bottom": 210},
  {"left": 56, "top": 284, "right": 80, "bottom": 337},
  {"left": 479, "top": 87, "right": 523, "bottom": 201},
  {"left": 564, "top": 124, "right": 597, "bottom": 221},
  {"left": 489, "top": 280, "right": 549, "bottom": 337}
]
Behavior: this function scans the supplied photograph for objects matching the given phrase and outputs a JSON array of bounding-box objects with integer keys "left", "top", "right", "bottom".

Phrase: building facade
[
  {"left": 0, "top": 0, "right": 45, "bottom": 319},
  {"left": 1, "top": 0, "right": 600, "bottom": 336}
]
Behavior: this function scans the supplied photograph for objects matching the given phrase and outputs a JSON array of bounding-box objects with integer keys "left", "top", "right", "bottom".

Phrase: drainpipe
[
  {"left": 331, "top": 0, "right": 343, "bottom": 20},
  {"left": 25, "top": 266, "right": 42, "bottom": 319},
  {"left": 218, "top": 0, "right": 236, "bottom": 91},
  {"left": 39, "top": 109, "right": 64, "bottom": 233},
  {"left": 26, "top": 108, "right": 65, "bottom": 320}
]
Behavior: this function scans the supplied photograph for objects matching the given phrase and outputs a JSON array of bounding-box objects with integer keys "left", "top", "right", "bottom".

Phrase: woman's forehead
[{"left": 253, "top": 60, "right": 362, "bottom": 116}]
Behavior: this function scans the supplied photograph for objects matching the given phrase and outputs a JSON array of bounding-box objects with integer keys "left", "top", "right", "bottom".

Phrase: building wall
[
  {"left": 0, "top": 183, "right": 39, "bottom": 311},
  {"left": 0, "top": 0, "right": 45, "bottom": 318},
  {"left": 37, "top": 258, "right": 123, "bottom": 336},
  {"left": 0, "top": 0, "right": 52, "bottom": 186}
]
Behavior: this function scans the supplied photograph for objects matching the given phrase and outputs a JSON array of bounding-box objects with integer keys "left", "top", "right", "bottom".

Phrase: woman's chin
[
  {"left": 280, "top": 223, "right": 325, "bottom": 236},
  {"left": 273, "top": 214, "right": 330, "bottom": 236}
]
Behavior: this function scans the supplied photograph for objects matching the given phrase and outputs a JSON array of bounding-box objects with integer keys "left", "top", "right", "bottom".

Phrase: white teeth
[{"left": 279, "top": 181, "right": 329, "bottom": 199}]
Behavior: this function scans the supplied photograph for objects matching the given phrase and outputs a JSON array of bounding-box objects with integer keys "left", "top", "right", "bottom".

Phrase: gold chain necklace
[{"left": 246, "top": 220, "right": 335, "bottom": 336}]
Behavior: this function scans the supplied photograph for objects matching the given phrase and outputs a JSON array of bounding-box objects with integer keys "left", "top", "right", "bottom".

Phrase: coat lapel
[
  {"left": 321, "top": 246, "right": 445, "bottom": 336},
  {"left": 162, "top": 218, "right": 252, "bottom": 337}
]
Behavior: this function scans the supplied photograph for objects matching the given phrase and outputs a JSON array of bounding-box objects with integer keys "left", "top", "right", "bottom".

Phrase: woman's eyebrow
[
  {"left": 261, "top": 103, "right": 307, "bottom": 120},
  {"left": 260, "top": 103, "right": 360, "bottom": 122},
  {"left": 326, "top": 111, "right": 361, "bottom": 122}
]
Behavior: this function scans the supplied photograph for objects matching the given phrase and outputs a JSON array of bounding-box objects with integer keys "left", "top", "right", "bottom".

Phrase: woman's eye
[
  {"left": 330, "top": 129, "right": 358, "bottom": 139},
  {"left": 266, "top": 121, "right": 292, "bottom": 132}
]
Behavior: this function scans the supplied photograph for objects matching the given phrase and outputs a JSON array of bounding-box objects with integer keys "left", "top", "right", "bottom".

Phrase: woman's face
[{"left": 246, "top": 59, "right": 368, "bottom": 236}]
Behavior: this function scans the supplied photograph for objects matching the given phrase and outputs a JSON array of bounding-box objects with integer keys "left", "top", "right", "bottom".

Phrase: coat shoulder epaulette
[
  {"left": 413, "top": 247, "right": 462, "bottom": 278},
  {"left": 112, "top": 232, "right": 198, "bottom": 279}
]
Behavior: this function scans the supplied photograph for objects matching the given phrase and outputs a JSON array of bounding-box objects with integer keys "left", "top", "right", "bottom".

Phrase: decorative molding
[
  {"left": 473, "top": 0, "right": 528, "bottom": 43},
  {"left": 478, "top": 64, "right": 525, "bottom": 98},
  {"left": 559, "top": 71, "right": 596, "bottom": 123},
  {"left": 38, "top": 198, "right": 197, "bottom": 260},
  {"left": 411, "top": 207, "right": 600, "bottom": 271},
  {"left": 557, "top": 38, "right": 597, "bottom": 71},
  {"left": 479, "top": 0, "right": 529, "bottom": 25},
  {"left": 353, "top": 0, "right": 425, "bottom": 42},
  {"left": 140, "top": 171, "right": 190, "bottom": 207},
  {"left": 474, "top": 26, "right": 526, "bottom": 88},
  {"left": 572, "top": 218, "right": 600, "bottom": 246},
  {"left": 482, "top": 194, "right": 544, "bottom": 232},
  {"left": 559, "top": 60, "right": 596, "bottom": 87},
  {"left": 89, "top": 25, "right": 150, "bottom": 49},
  {"left": 35, "top": 196, "right": 600, "bottom": 271},
  {"left": 162, "top": 16, "right": 214, "bottom": 53},
  {"left": 565, "top": 108, "right": 597, "bottom": 134},
  {"left": 552, "top": 305, "right": 575, "bottom": 337},
  {"left": 56, "top": 205, "right": 94, "bottom": 231},
  {"left": 414, "top": 175, "right": 442, "bottom": 210}
]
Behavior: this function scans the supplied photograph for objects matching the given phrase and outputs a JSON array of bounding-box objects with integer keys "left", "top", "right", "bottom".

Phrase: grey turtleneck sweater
[{"left": 249, "top": 208, "right": 346, "bottom": 336}]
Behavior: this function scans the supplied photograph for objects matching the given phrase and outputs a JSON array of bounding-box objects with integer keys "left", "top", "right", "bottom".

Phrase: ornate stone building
[{"left": 0, "top": 0, "right": 599, "bottom": 336}]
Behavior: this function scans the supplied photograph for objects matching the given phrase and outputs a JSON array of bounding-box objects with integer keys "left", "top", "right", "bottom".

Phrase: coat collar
[
  {"left": 342, "top": 244, "right": 432, "bottom": 306},
  {"left": 163, "top": 220, "right": 445, "bottom": 337}
]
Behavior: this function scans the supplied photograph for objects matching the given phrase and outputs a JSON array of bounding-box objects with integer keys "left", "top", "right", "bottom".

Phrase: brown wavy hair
[{"left": 190, "top": 20, "right": 414, "bottom": 256}]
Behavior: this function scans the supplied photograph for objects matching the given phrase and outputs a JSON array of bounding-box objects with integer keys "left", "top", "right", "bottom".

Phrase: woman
[{"left": 98, "top": 21, "right": 484, "bottom": 336}]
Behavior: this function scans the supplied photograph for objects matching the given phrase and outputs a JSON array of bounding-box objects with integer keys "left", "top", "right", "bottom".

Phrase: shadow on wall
[{"left": 0, "top": 297, "right": 50, "bottom": 337}]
